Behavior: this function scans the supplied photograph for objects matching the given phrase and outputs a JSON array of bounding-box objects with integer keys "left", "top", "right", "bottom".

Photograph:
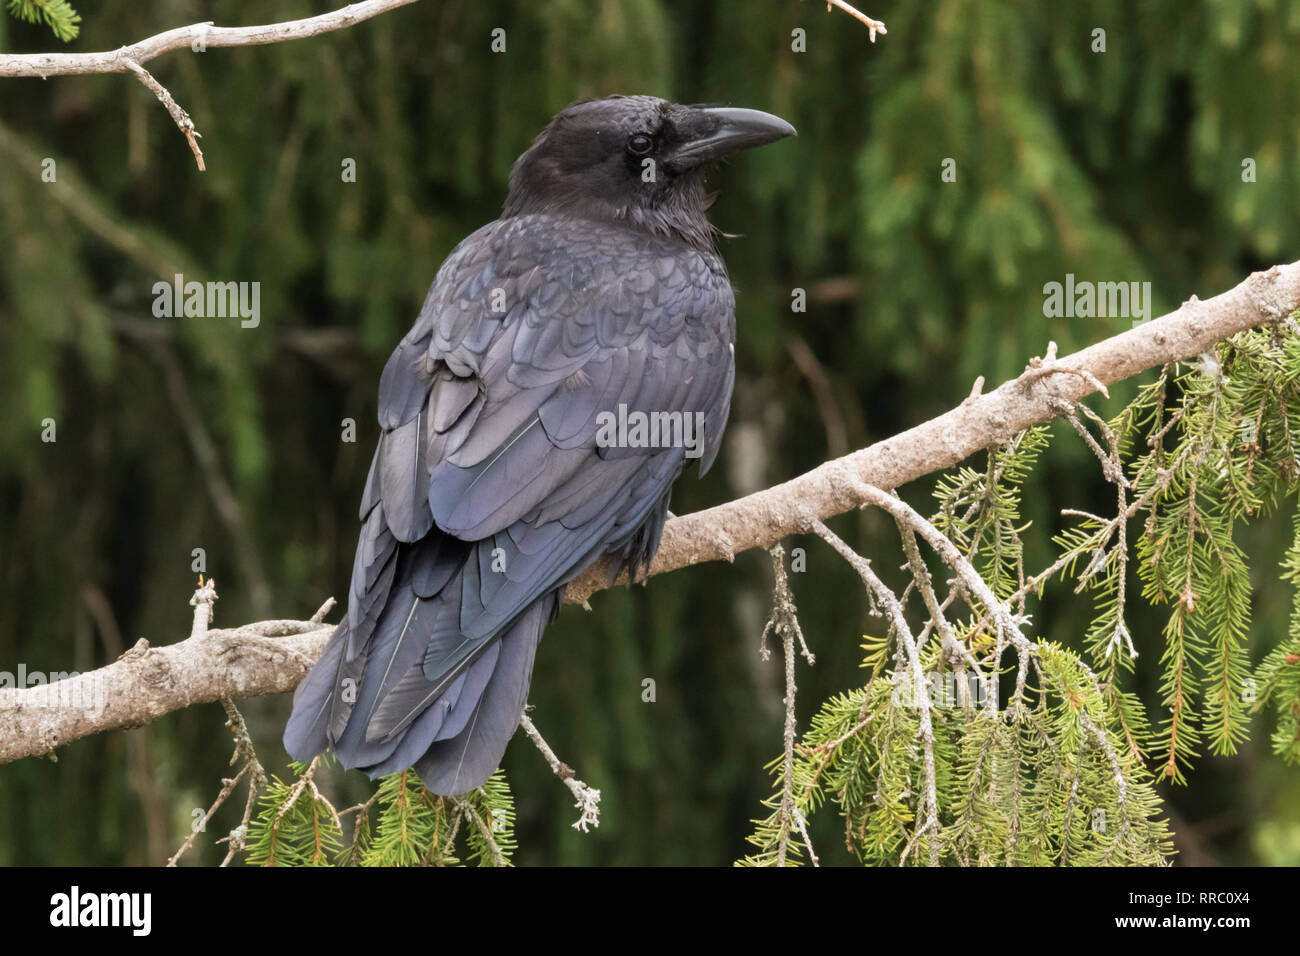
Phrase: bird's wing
[{"left": 351, "top": 213, "right": 735, "bottom": 744}]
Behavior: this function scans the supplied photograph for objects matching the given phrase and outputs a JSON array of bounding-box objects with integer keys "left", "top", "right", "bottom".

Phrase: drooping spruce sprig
[
  {"left": 933, "top": 424, "right": 1049, "bottom": 600},
  {"left": 741, "top": 640, "right": 1172, "bottom": 866},
  {"left": 1255, "top": 510, "right": 1300, "bottom": 765},
  {"left": 244, "top": 760, "right": 344, "bottom": 867},
  {"left": 243, "top": 764, "right": 516, "bottom": 867}
]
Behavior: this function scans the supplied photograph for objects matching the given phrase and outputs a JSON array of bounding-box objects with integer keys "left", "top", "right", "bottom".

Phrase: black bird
[{"left": 284, "top": 95, "right": 795, "bottom": 795}]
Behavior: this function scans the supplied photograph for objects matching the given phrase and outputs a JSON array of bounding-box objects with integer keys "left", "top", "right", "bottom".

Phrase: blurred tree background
[{"left": 2, "top": 0, "right": 1299, "bottom": 866}]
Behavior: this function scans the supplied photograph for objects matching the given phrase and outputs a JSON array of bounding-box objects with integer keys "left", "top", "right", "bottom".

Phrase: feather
[{"left": 412, "top": 595, "right": 555, "bottom": 795}]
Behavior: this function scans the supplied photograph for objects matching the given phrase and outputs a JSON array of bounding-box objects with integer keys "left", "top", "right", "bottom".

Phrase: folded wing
[{"left": 285, "top": 214, "right": 735, "bottom": 794}]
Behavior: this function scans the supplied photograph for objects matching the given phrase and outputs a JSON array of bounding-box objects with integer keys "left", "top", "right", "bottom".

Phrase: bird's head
[{"left": 503, "top": 95, "right": 796, "bottom": 249}]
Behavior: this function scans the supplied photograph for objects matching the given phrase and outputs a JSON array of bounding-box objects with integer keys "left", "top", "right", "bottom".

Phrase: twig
[
  {"left": 1080, "top": 711, "right": 1135, "bottom": 858},
  {"left": 793, "top": 807, "right": 821, "bottom": 867},
  {"left": 1056, "top": 401, "right": 1128, "bottom": 488},
  {"left": 824, "top": 0, "right": 888, "bottom": 41},
  {"left": 256, "top": 755, "right": 340, "bottom": 865},
  {"left": 894, "top": 517, "right": 988, "bottom": 709},
  {"left": 189, "top": 575, "right": 218, "bottom": 639},
  {"left": 309, "top": 597, "right": 337, "bottom": 624},
  {"left": 763, "top": 545, "right": 811, "bottom": 866},
  {"left": 852, "top": 484, "right": 1036, "bottom": 710},
  {"left": 122, "top": 60, "right": 205, "bottom": 170},
  {"left": 899, "top": 817, "right": 939, "bottom": 867},
  {"left": 167, "top": 697, "right": 267, "bottom": 866},
  {"left": 1023, "top": 340, "right": 1111, "bottom": 399},
  {"left": 166, "top": 763, "right": 247, "bottom": 866},
  {"left": 1071, "top": 403, "right": 1137, "bottom": 660},
  {"left": 518, "top": 713, "right": 601, "bottom": 832},
  {"left": 339, "top": 791, "right": 380, "bottom": 863},
  {"left": 214, "top": 698, "right": 269, "bottom": 866},
  {"left": 169, "top": 582, "right": 268, "bottom": 866}
]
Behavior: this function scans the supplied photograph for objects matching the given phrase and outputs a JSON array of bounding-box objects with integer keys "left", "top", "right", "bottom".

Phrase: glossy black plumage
[{"left": 284, "top": 95, "right": 794, "bottom": 794}]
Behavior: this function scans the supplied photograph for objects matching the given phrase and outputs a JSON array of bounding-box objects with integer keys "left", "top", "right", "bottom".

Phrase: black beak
[{"left": 665, "top": 106, "right": 797, "bottom": 172}]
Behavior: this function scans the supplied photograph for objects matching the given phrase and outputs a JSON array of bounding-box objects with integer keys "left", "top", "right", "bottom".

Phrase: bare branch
[
  {"left": 810, "top": 518, "right": 941, "bottom": 865},
  {"left": 0, "top": 0, "right": 423, "bottom": 77},
  {"left": 0, "top": 0, "right": 423, "bottom": 169},
  {"left": 762, "top": 545, "right": 811, "bottom": 866},
  {"left": 518, "top": 713, "right": 601, "bottom": 832},
  {"left": 0, "top": 617, "right": 333, "bottom": 763}
]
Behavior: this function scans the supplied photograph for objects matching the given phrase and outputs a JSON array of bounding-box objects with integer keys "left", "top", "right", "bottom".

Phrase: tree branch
[
  {"left": 0, "top": 0, "right": 422, "bottom": 77},
  {"left": 0, "top": 0, "right": 423, "bottom": 169},
  {"left": 0, "top": 621, "right": 332, "bottom": 763},
  {"left": 564, "top": 262, "right": 1300, "bottom": 601},
  {"left": 3, "top": 262, "right": 1298, "bottom": 763}
]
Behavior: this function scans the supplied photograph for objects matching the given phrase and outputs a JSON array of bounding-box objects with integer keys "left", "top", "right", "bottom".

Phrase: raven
[{"left": 284, "top": 95, "right": 795, "bottom": 795}]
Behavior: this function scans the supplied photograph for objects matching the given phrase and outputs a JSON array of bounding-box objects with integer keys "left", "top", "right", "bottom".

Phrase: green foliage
[
  {"left": 741, "top": 643, "right": 1173, "bottom": 866},
  {"left": 934, "top": 424, "right": 1050, "bottom": 599},
  {"left": 1110, "top": 325, "right": 1300, "bottom": 779},
  {"left": 1256, "top": 512, "right": 1300, "bottom": 765},
  {"left": 245, "top": 762, "right": 344, "bottom": 867},
  {"left": 736, "top": 689, "right": 858, "bottom": 867},
  {"left": 6, "top": 0, "right": 81, "bottom": 41},
  {"left": 244, "top": 763, "right": 516, "bottom": 867},
  {"left": 1010, "top": 323, "right": 1300, "bottom": 786}
]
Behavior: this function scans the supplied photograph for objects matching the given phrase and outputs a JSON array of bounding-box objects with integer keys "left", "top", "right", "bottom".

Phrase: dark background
[{"left": 2, "top": 0, "right": 1298, "bottom": 865}]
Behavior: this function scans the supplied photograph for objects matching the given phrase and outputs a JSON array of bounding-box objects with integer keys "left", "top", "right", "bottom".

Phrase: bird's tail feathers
[{"left": 284, "top": 568, "right": 554, "bottom": 796}]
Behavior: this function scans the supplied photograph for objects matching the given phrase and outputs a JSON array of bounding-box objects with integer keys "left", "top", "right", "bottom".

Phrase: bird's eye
[{"left": 627, "top": 133, "right": 654, "bottom": 156}]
